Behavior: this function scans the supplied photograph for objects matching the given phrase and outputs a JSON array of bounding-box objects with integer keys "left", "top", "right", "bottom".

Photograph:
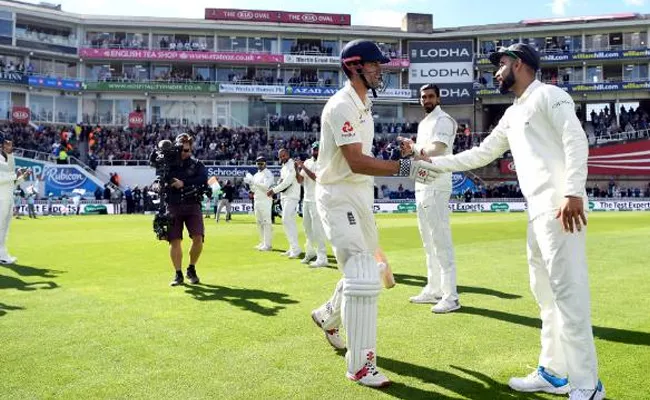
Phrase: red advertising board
[
  {"left": 128, "top": 112, "right": 144, "bottom": 129},
  {"left": 588, "top": 140, "right": 650, "bottom": 175},
  {"left": 500, "top": 159, "right": 516, "bottom": 174},
  {"left": 11, "top": 106, "right": 30, "bottom": 124},
  {"left": 205, "top": 8, "right": 351, "bottom": 26},
  {"left": 500, "top": 140, "right": 650, "bottom": 176}
]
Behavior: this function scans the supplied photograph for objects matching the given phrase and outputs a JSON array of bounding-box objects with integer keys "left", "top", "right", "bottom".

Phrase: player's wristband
[{"left": 396, "top": 159, "right": 412, "bottom": 177}]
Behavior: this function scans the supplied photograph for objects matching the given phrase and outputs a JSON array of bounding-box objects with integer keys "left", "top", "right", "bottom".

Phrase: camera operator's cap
[
  {"left": 174, "top": 132, "right": 192, "bottom": 146},
  {"left": 489, "top": 43, "right": 540, "bottom": 72},
  {"left": 311, "top": 141, "right": 319, "bottom": 149},
  {"left": 255, "top": 156, "right": 266, "bottom": 163}
]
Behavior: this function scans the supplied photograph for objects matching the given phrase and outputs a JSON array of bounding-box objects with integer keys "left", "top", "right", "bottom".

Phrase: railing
[
  {"left": 15, "top": 30, "right": 78, "bottom": 48},
  {"left": 476, "top": 44, "right": 650, "bottom": 57}
]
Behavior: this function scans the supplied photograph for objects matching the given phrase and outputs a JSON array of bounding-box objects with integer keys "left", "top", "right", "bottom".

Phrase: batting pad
[{"left": 342, "top": 252, "right": 382, "bottom": 374}]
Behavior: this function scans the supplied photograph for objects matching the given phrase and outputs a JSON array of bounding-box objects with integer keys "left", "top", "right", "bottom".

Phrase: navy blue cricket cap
[
  {"left": 341, "top": 40, "right": 391, "bottom": 66},
  {"left": 489, "top": 43, "right": 540, "bottom": 72}
]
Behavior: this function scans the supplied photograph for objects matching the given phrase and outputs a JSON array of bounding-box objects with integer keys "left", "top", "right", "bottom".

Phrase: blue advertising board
[
  {"left": 28, "top": 76, "right": 83, "bottom": 91},
  {"left": 452, "top": 172, "right": 478, "bottom": 196},
  {"left": 476, "top": 80, "right": 650, "bottom": 96},
  {"left": 42, "top": 165, "right": 103, "bottom": 197}
]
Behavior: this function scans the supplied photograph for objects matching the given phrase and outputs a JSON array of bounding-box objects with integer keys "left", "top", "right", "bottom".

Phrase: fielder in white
[
  {"left": 421, "top": 43, "right": 604, "bottom": 400},
  {"left": 0, "top": 136, "right": 30, "bottom": 264},
  {"left": 309, "top": 39, "right": 438, "bottom": 388},
  {"left": 295, "top": 142, "right": 328, "bottom": 268},
  {"left": 245, "top": 156, "right": 275, "bottom": 251},
  {"left": 400, "top": 83, "right": 461, "bottom": 313},
  {"left": 267, "top": 148, "right": 301, "bottom": 258}
]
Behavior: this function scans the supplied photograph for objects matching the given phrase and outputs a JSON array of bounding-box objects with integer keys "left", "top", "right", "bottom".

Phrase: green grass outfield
[{"left": 1, "top": 212, "right": 649, "bottom": 399}]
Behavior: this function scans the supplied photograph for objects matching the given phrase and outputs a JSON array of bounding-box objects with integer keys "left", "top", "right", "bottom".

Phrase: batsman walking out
[
  {"left": 310, "top": 39, "right": 438, "bottom": 388},
  {"left": 421, "top": 43, "right": 604, "bottom": 400}
]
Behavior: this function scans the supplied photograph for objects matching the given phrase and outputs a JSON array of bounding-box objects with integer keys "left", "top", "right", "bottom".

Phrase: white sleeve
[
  {"left": 430, "top": 116, "right": 510, "bottom": 172},
  {"left": 272, "top": 161, "right": 296, "bottom": 194},
  {"left": 431, "top": 116, "right": 457, "bottom": 148},
  {"left": 545, "top": 87, "right": 588, "bottom": 197},
  {"left": 327, "top": 103, "right": 363, "bottom": 147}
]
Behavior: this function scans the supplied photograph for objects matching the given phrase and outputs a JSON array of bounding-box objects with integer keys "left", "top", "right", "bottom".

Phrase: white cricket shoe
[
  {"left": 258, "top": 245, "right": 272, "bottom": 252},
  {"left": 301, "top": 253, "right": 316, "bottom": 264},
  {"left": 0, "top": 255, "right": 17, "bottom": 264},
  {"left": 508, "top": 366, "right": 570, "bottom": 394},
  {"left": 311, "top": 309, "right": 346, "bottom": 350},
  {"left": 254, "top": 243, "right": 263, "bottom": 250},
  {"left": 288, "top": 251, "right": 302, "bottom": 259},
  {"left": 569, "top": 381, "right": 605, "bottom": 400},
  {"left": 409, "top": 292, "right": 442, "bottom": 304},
  {"left": 346, "top": 351, "right": 391, "bottom": 388},
  {"left": 432, "top": 299, "right": 461, "bottom": 313},
  {"left": 309, "top": 258, "right": 328, "bottom": 268},
  {"left": 281, "top": 250, "right": 291, "bottom": 256}
]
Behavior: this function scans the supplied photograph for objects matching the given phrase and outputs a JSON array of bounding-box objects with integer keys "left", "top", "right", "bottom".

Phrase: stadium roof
[{"left": 5, "top": 0, "right": 650, "bottom": 39}]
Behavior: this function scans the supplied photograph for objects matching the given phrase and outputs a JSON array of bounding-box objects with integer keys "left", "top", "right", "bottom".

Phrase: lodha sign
[{"left": 205, "top": 8, "right": 351, "bottom": 26}]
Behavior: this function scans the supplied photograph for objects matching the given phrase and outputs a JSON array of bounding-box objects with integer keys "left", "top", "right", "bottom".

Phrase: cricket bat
[{"left": 375, "top": 247, "right": 396, "bottom": 289}]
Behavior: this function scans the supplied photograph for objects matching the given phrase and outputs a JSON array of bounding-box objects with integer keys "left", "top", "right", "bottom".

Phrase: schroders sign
[
  {"left": 408, "top": 40, "right": 474, "bottom": 105},
  {"left": 204, "top": 8, "right": 351, "bottom": 26}
]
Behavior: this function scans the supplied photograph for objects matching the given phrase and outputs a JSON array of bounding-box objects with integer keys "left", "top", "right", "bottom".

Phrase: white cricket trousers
[
  {"left": 415, "top": 190, "right": 458, "bottom": 301},
  {"left": 302, "top": 200, "right": 327, "bottom": 259},
  {"left": 315, "top": 183, "right": 381, "bottom": 376},
  {"left": 0, "top": 189, "right": 14, "bottom": 258},
  {"left": 527, "top": 211, "right": 598, "bottom": 390},
  {"left": 254, "top": 200, "right": 273, "bottom": 248},
  {"left": 281, "top": 198, "right": 300, "bottom": 253}
]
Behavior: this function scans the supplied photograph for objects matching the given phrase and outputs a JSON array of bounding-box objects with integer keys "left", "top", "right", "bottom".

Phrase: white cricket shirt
[
  {"left": 272, "top": 158, "right": 300, "bottom": 200},
  {"left": 316, "top": 82, "right": 374, "bottom": 186},
  {"left": 252, "top": 168, "right": 275, "bottom": 204},
  {"left": 415, "top": 106, "right": 458, "bottom": 193},
  {"left": 300, "top": 157, "right": 318, "bottom": 202},
  {"left": 0, "top": 153, "right": 16, "bottom": 189},
  {"left": 430, "top": 80, "right": 588, "bottom": 221}
]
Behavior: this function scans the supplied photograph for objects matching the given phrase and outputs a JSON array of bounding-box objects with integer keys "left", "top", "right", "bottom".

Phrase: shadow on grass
[
  {"left": 0, "top": 302, "right": 24, "bottom": 317},
  {"left": 379, "top": 358, "right": 548, "bottom": 400},
  {"left": 184, "top": 283, "right": 299, "bottom": 316},
  {"left": 0, "top": 263, "right": 63, "bottom": 291},
  {"left": 461, "top": 305, "right": 650, "bottom": 347},
  {"left": 330, "top": 350, "right": 545, "bottom": 400},
  {"left": 2, "top": 264, "right": 65, "bottom": 279},
  {"left": 394, "top": 273, "right": 521, "bottom": 299}
]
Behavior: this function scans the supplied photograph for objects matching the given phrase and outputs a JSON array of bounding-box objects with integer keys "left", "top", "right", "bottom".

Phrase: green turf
[{"left": 1, "top": 212, "right": 649, "bottom": 399}]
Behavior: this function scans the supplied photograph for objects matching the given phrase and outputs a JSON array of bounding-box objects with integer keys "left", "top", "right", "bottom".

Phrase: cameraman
[{"left": 166, "top": 133, "right": 208, "bottom": 287}]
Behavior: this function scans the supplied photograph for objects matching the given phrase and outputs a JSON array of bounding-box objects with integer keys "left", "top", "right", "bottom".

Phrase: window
[
  {"left": 0, "top": 20, "right": 12, "bottom": 38},
  {"left": 55, "top": 97, "right": 77, "bottom": 124},
  {"left": 216, "top": 67, "right": 246, "bottom": 82},
  {"left": 152, "top": 65, "right": 171, "bottom": 80},
  {"left": 30, "top": 94, "right": 54, "bottom": 122},
  {"left": 281, "top": 39, "right": 295, "bottom": 54},
  {"left": 193, "top": 66, "right": 213, "bottom": 81},
  {"left": 609, "top": 32, "right": 623, "bottom": 50},
  {"left": 124, "top": 64, "right": 149, "bottom": 81},
  {"left": 249, "top": 37, "right": 277, "bottom": 53},
  {"left": 373, "top": 105, "right": 398, "bottom": 120},
  {"left": 318, "top": 70, "right": 339, "bottom": 87},
  {"left": 382, "top": 72, "right": 398, "bottom": 89},
  {"left": 480, "top": 40, "right": 496, "bottom": 55},
  {"left": 623, "top": 32, "right": 647, "bottom": 49},
  {"left": 587, "top": 65, "right": 602, "bottom": 82},
  {"left": 524, "top": 37, "right": 544, "bottom": 52},
  {"left": 623, "top": 64, "right": 648, "bottom": 81},
  {"left": 585, "top": 34, "right": 605, "bottom": 51},
  {"left": 322, "top": 40, "right": 338, "bottom": 56},
  {"left": 562, "top": 66, "right": 583, "bottom": 83}
]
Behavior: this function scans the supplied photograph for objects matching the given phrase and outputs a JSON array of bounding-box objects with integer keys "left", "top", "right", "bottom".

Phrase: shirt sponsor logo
[{"left": 341, "top": 121, "right": 355, "bottom": 136}]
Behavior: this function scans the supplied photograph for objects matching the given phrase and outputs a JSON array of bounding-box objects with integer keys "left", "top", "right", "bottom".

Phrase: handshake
[{"left": 394, "top": 136, "right": 445, "bottom": 184}]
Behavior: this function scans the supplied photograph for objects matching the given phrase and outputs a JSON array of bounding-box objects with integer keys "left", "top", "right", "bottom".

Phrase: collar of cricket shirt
[
  {"left": 514, "top": 79, "right": 542, "bottom": 105},
  {"left": 343, "top": 81, "right": 372, "bottom": 117}
]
